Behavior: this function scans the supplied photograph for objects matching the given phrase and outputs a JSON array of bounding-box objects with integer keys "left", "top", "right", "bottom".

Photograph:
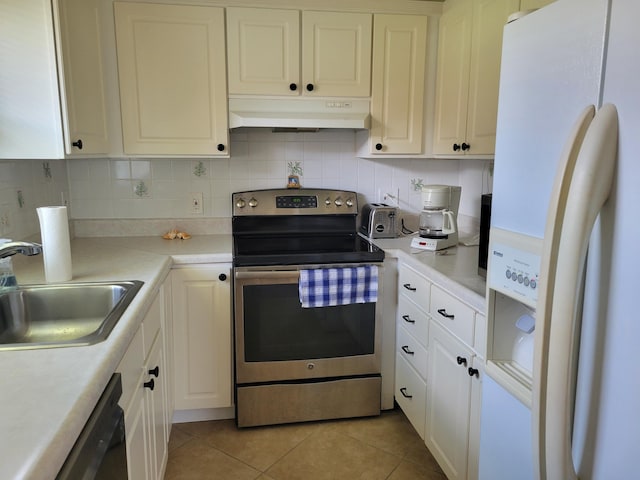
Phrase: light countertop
[
  {"left": 372, "top": 235, "right": 487, "bottom": 313},
  {"left": 1, "top": 233, "right": 484, "bottom": 479},
  {"left": 1, "top": 235, "right": 231, "bottom": 480}
]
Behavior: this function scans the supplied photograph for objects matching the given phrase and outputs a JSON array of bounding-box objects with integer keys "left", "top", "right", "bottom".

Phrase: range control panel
[
  {"left": 489, "top": 239, "right": 541, "bottom": 306},
  {"left": 232, "top": 188, "right": 358, "bottom": 216}
]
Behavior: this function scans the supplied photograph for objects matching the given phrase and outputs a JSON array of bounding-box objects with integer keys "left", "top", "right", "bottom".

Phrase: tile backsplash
[{"left": 1, "top": 129, "right": 493, "bottom": 240}]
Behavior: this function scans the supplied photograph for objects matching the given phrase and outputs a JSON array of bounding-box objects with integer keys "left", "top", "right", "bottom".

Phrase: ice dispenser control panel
[{"left": 489, "top": 241, "right": 540, "bottom": 305}]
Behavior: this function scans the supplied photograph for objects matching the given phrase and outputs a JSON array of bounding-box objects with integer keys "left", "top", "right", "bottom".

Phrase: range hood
[{"left": 228, "top": 97, "right": 371, "bottom": 130}]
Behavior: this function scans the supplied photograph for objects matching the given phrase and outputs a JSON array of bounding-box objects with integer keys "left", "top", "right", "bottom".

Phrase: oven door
[{"left": 234, "top": 264, "right": 382, "bottom": 385}]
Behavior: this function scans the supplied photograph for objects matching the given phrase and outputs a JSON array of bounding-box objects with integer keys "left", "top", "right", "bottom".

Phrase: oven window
[{"left": 243, "top": 284, "right": 375, "bottom": 362}]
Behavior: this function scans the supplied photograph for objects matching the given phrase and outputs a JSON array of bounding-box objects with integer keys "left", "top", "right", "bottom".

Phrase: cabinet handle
[
  {"left": 468, "top": 367, "right": 479, "bottom": 378},
  {"left": 375, "top": 143, "right": 383, "bottom": 151},
  {"left": 289, "top": 83, "right": 298, "bottom": 91},
  {"left": 437, "top": 308, "right": 455, "bottom": 319},
  {"left": 72, "top": 139, "right": 83, "bottom": 150},
  {"left": 306, "top": 83, "right": 314, "bottom": 92},
  {"left": 452, "top": 143, "right": 461, "bottom": 151},
  {"left": 148, "top": 366, "right": 159, "bottom": 377},
  {"left": 399, "top": 387, "right": 413, "bottom": 399},
  {"left": 456, "top": 356, "right": 467, "bottom": 366},
  {"left": 401, "top": 345, "right": 415, "bottom": 355},
  {"left": 217, "top": 143, "right": 225, "bottom": 152},
  {"left": 403, "top": 283, "right": 417, "bottom": 292},
  {"left": 143, "top": 378, "right": 155, "bottom": 391},
  {"left": 461, "top": 142, "right": 470, "bottom": 151},
  {"left": 402, "top": 314, "right": 415, "bottom": 324},
  {"left": 219, "top": 273, "right": 227, "bottom": 281}
]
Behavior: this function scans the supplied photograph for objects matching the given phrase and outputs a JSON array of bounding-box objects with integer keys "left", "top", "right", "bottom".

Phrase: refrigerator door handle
[{"left": 533, "top": 104, "right": 618, "bottom": 480}]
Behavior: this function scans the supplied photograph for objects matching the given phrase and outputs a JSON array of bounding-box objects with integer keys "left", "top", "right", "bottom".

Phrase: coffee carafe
[{"left": 412, "top": 185, "right": 462, "bottom": 251}]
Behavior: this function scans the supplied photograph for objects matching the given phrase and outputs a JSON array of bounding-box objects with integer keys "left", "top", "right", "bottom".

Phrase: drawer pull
[
  {"left": 437, "top": 308, "right": 455, "bottom": 319},
  {"left": 148, "top": 366, "right": 159, "bottom": 377},
  {"left": 468, "top": 367, "right": 480, "bottom": 378},
  {"left": 143, "top": 378, "right": 155, "bottom": 391},
  {"left": 399, "top": 387, "right": 413, "bottom": 399},
  {"left": 456, "top": 356, "right": 467, "bottom": 366},
  {"left": 403, "top": 283, "right": 417, "bottom": 292},
  {"left": 402, "top": 314, "right": 416, "bottom": 324},
  {"left": 401, "top": 345, "right": 415, "bottom": 355}
]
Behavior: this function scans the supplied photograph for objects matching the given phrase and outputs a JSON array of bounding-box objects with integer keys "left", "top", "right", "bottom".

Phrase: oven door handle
[{"left": 235, "top": 270, "right": 300, "bottom": 280}]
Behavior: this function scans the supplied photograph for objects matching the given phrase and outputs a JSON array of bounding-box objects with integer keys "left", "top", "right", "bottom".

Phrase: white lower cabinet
[
  {"left": 171, "top": 264, "right": 232, "bottom": 415},
  {"left": 426, "top": 320, "right": 480, "bottom": 480},
  {"left": 117, "top": 281, "right": 171, "bottom": 480},
  {"left": 394, "top": 261, "right": 483, "bottom": 480}
]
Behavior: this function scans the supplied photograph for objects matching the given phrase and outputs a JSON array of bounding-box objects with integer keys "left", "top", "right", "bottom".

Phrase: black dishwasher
[{"left": 57, "top": 373, "right": 128, "bottom": 479}]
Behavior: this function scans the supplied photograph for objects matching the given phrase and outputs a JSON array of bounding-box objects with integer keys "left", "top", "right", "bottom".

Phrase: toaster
[{"left": 360, "top": 203, "right": 397, "bottom": 239}]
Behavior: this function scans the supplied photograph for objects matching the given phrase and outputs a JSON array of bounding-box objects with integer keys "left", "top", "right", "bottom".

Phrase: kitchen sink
[{"left": 0, "top": 281, "right": 143, "bottom": 351}]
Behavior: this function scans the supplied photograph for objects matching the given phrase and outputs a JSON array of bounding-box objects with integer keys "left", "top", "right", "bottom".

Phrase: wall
[
  {"left": 67, "top": 129, "right": 492, "bottom": 233},
  {"left": 0, "top": 159, "right": 69, "bottom": 241},
  {"left": 0, "top": 129, "right": 492, "bottom": 240}
]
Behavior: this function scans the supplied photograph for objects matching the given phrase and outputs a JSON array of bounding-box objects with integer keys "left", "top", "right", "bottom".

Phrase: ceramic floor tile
[
  {"left": 168, "top": 426, "right": 193, "bottom": 453},
  {"left": 165, "top": 437, "right": 261, "bottom": 480},
  {"left": 265, "top": 428, "right": 401, "bottom": 480},
  {"left": 320, "top": 410, "right": 424, "bottom": 457},
  {"left": 387, "top": 459, "right": 449, "bottom": 480},
  {"left": 174, "top": 419, "right": 319, "bottom": 471},
  {"left": 403, "top": 439, "right": 444, "bottom": 474}
]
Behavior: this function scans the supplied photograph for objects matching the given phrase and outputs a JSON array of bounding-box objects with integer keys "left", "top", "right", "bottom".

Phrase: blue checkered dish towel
[{"left": 299, "top": 266, "right": 379, "bottom": 308}]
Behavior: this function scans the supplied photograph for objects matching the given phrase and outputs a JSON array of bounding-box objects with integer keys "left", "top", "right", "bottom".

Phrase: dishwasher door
[{"left": 57, "top": 373, "right": 128, "bottom": 480}]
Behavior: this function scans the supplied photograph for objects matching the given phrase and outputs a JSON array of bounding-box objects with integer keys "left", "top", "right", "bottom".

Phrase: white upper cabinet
[
  {"left": 520, "top": 0, "right": 555, "bottom": 9},
  {"left": 114, "top": 2, "right": 229, "bottom": 156},
  {"left": 432, "top": 0, "right": 519, "bottom": 156},
  {"left": 226, "top": 8, "right": 300, "bottom": 96},
  {"left": 0, "top": 0, "right": 109, "bottom": 159},
  {"left": 367, "top": 14, "right": 428, "bottom": 155},
  {"left": 226, "top": 8, "right": 372, "bottom": 97}
]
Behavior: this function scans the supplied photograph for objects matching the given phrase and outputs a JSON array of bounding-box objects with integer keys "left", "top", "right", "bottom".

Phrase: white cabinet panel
[
  {"left": 172, "top": 265, "right": 232, "bottom": 411},
  {"left": 395, "top": 353, "right": 427, "bottom": 439},
  {"left": 115, "top": 2, "right": 228, "bottom": 155}
]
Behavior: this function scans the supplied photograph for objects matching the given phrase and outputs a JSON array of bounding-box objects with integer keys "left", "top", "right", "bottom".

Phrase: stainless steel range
[{"left": 232, "top": 188, "right": 385, "bottom": 427}]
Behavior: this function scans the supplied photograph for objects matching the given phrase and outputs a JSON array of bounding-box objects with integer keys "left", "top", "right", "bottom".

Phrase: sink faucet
[{"left": 0, "top": 241, "right": 43, "bottom": 259}]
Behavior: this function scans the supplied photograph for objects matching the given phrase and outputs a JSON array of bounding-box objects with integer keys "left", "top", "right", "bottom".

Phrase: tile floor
[{"left": 165, "top": 409, "right": 447, "bottom": 480}]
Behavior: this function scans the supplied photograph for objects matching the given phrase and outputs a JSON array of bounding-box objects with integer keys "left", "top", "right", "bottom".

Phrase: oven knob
[
  {"left": 236, "top": 198, "right": 246, "bottom": 208},
  {"left": 249, "top": 197, "right": 258, "bottom": 208},
  {"left": 334, "top": 196, "right": 343, "bottom": 207},
  {"left": 325, "top": 197, "right": 332, "bottom": 206},
  {"left": 346, "top": 198, "right": 354, "bottom": 207}
]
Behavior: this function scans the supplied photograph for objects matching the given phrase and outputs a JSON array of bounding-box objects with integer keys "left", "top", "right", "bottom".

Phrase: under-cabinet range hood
[{"left": 228, "top": 97, "right": 371, "bottom": 130}]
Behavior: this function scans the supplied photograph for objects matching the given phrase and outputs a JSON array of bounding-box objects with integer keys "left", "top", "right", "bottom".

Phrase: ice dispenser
[{"left": 485, "top": 228, "right": 542, "bottom": 407}]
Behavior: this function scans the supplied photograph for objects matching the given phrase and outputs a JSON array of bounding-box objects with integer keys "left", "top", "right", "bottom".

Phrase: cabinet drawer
[
  {"left": 395, "top": 353, "right": 426, "bottom": 439},
  {"left": 397, "top": 295, "right": 429, "bottom": 347},
  {"left": 398, "top": 264, "right": 430, "bottom": 312},
  {"left": 430, "top": 285, "right": 475, "bottom": 346},
  {"left": 397, "top": 324, "right": 428, "bottom": 380}
]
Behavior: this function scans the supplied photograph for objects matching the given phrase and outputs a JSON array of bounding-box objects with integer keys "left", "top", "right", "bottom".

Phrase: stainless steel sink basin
[{"left": 0, "top": 281, "right": 143, "bottom": 351}]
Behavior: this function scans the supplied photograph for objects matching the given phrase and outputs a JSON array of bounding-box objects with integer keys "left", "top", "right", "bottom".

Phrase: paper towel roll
[{"left": 37, "top": 206, "right": 72, "bottom": 283}]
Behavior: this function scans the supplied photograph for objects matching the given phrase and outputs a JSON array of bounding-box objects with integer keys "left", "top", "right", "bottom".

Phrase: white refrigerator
[{"left": 479, "top": 0, "right": 640, "bottom": 479}]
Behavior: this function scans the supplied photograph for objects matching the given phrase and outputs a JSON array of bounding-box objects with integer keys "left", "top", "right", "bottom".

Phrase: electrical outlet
[{"left": 190, "top": 192, "right": 203, "bottom": 215}]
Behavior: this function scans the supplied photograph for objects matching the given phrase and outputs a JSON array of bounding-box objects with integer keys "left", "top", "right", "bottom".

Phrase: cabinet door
[
  {"left": 432, "top": 0, "right": 472, "bottom": 155},
  {"left": 172, "top": 265, "right": 232, "bottom": 410},
  {"left": 426, "top": 320, "right": 473, "bottom": 480},
  {"left": 465, "top": 0, "right": 520, "bottom": 155},
  {"left": 395, "top": 353, "right": 427, "bottom": 439},
  {"left": 125, "top": 382, "right": 150, "bottom": 480},
  {"left": 114, "top": 3, "right": 228, "bottom": 155},
  {"left": 302, "top": 11, "right": 372, "bottom": 97},
  {"left": 145, "top": 334, "right": 168, "bottom": 480},
  {"left": 56, "top": 0, "right": 109, "bottom": 154},
  {"left": 369, "top": 14, "right": 428, "bottom": 154},
  {"left": 226, "top": 7, "right": 300, "bottom": 95}
]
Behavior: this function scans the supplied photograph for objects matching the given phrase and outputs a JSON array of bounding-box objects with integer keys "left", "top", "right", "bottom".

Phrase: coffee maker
[{"left": 411, "top": 185, "right": 461, "bottom": 251}]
